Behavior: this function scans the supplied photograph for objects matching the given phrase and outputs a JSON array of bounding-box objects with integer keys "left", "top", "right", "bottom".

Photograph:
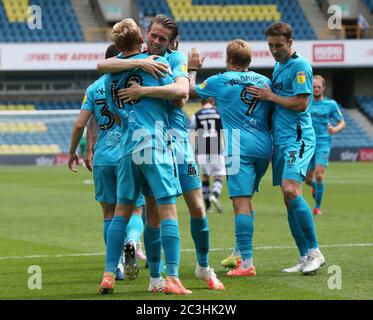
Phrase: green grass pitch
[{"left": 0, "top": 162, "right": 372, "bottom": 300}]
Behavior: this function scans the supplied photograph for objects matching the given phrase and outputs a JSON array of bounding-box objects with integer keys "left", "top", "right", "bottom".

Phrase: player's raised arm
[{"left": 188, "top": 48, "right": 205, "bottom": 99}]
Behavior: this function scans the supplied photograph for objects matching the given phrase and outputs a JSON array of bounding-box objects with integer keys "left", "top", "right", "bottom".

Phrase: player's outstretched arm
[
  {"left": 248, "top": 86, "right": 309, "bottom": 112},
  {"left": 97, "top": 55, "right": 169, "bottom": 79},
  {"left": 188, "top": 48, "right": 205, "bottom": 99},
  {"left": 68, "top": 110, "right": 92, "bottom": 173},
  {"left": 117, "top": 77, "right": 189, "bottom": 104}
]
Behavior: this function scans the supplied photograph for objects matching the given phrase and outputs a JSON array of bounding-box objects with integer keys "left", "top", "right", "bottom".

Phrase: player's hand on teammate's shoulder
[
  {"left": 140, "top": 55, "right": 170, "bottom": 79},
  {"left": 68, "top": 152, "right": 80, "bottom": 173},
  {"left": 188, "top": 48, "right": 205, "bottom": 71}
]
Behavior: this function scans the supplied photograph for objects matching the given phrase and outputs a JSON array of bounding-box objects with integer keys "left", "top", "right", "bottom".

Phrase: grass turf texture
[{"left": 0, "top": 163, "right": 372, "bottom": 300}]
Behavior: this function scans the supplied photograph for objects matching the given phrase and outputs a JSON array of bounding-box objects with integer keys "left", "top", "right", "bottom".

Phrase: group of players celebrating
[{"left": 68, "top": 14, "right": 345, "bottom": 295}]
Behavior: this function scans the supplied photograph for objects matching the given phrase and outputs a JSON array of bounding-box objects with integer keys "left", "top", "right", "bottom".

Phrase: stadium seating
[
  {"left": 0, "top": 113, "right": 74, "bottom": 154},
  {"left": 136, "top": 0, "right": 316, "bottom": 41},
  {"left": 0, "top": 101, "right": 81, "bottom": 110},
  {"left": 363, "top": 0, "right": 373, "bottom": 13},
  {"left": 331, "top": 108, "right": 373, "bottom": 148},
  {"left": 0, "top": 0, "right": 84, "bottom": 42},
  {"left": 356, "top": 96, "right": 373, "bottom": 123}
]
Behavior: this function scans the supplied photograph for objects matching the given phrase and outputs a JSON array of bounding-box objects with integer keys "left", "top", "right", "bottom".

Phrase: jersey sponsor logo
[
  {"left": 296, "top": 71, "right": 306, "bottom": 84},
  {"left": 199, "top": 80, "right": 207, "bottom": 89},
  {"left": 272, "top": 81, "right": 283, "bottom": 91},
  {"left": 105, "top": 131, "right": 121, "bottom": 146}
]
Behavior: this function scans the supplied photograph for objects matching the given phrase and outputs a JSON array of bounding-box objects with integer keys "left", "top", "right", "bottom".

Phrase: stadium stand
[
  {"left": 357, "top": 96, "right": 373, "bottom": 123},
  {"left": 363, "top": 0, "right": 373, "bottom": 13},
  {"left": 0, "top": 112, "right": 77, "bottom": 154},
  {"left": 136, "top": 0, "right": 317, "bottom": 40},
  {"left": 0, "top": 0, "right": 84, "bottom": 42},
  {"left": 332, "top": 108, "right": 373, "bottom": 148},
  {"left": 0, "top": 101, "right": 81, "bottom": 111}
]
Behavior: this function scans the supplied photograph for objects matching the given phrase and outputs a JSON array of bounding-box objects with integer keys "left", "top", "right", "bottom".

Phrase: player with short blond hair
[{"left": 189, "top": 39, "right": 273, "bottom": 277}]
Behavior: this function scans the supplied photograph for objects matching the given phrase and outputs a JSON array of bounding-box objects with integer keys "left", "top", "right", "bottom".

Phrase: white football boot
[
  {"left": 282, "top": 257, "right": 308, "bottom": 273},
  {"left": 302, "top": 251, "right": 326, "bottom": 275}
]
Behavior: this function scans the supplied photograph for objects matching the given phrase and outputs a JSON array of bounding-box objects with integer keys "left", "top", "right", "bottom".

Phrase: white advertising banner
[{"left": 0, "top": 40, "right": 373, "bottom": 71}]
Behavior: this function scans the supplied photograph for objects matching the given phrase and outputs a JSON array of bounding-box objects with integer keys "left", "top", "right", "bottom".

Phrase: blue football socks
[
  {"left": 160, "top": 219, "right": 180, "bottom": 278},
  {"left": 190, "top": 217, "right": 210, "bottom": 267}
]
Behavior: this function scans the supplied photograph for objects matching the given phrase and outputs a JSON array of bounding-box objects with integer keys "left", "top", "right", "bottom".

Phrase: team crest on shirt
[
  {"left": 200, "top": 80, "right": 207, "bottom": 89},
  {"left": 296, "top": 71, "right": 306, "bottom": 84}
]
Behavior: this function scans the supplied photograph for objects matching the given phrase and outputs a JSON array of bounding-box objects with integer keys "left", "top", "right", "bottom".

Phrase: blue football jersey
[
  {"left": 162, "top": 50, "right": 190, "bottom": 157},
  {"left": 81, "top": 76, "right": 121, "bottom": 166},
  {"left": 310, "top": 97, "right": 344, "bottom": 144},
  {"left": 196, "top": 71, "right": 273, "bottom": 159},
  {"left": 271, "top": 53, "right": 315, "bottom": 146},
  {"left": 104, "top": 53, "right": 174, "bottom": 157}
]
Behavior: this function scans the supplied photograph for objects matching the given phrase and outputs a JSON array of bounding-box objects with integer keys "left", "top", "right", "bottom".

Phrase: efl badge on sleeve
[
  {"left": 296, "top": 71, "right": 306, "bottom": 84},
  {"left": 199, "top": 80, "right": 207, "bottom": 89},
  {"left": 82, "top": 95, "right": 87, "bottom": 103},
  {"left": 181, "top": 64, "right": 188, "bottom": 74}
]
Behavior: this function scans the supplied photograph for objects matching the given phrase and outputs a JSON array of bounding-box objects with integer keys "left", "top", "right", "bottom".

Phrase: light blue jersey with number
[
  {"left": 310, "top": 97, "right": 343, "bottom": 145},
  {"left": 271, "top": 53, "right": 315, "bottom": 146},
  {"left": 81, "top": 76, "right": 121, "bottom": 166},
  {"left": 104, "top": 53, "right": 174, "bottom": 157},
  {"left": 195, "top": 71, "right": 273, "bottom": 159},
  {"left": 162, "top": 49, "right": 191, "bottom": 158}
]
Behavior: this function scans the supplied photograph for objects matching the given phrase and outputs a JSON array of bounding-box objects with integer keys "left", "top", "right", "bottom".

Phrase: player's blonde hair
[
  {"left": 111, "top": 18, "right": 143, "bottom": 52},
  {"left": 226, "top": 39, "right": 252, "bottom": 67},
  {"left": 314, "top": 75, "right": 326, "bottom": 87}
]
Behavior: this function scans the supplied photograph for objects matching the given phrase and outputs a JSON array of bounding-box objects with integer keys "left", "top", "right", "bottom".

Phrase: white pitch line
[{"left": 0, "top": 243, "right": 372, "bottom": 261}]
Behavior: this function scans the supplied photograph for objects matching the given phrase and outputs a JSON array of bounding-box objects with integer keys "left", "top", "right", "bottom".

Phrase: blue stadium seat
[
  {"left": 136, "top": 0, "right": 316, "bottom": 41},
  {"left": 363, "top": 0, "right": 373, "bottom": 13},
  {"left": 0, "top": 0, "right": 84, "bottom": 42},
  {"left": 331, "top": 108, "right": 373, "bottom": 148},
  {"left": 357, "top": 96, "right": 373, "bottom": 124}
]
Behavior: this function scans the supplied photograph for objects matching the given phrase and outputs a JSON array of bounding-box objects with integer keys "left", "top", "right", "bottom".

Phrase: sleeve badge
[{"left": 296, "top": 71, "right": 306, "bottom": 84}]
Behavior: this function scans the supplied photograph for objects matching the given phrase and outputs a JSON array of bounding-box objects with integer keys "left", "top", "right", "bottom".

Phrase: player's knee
[
  {"left": 314, "top": 170, "right": 324, "bottom": 183},
  {"left": 146, "top": 214, "right": 160, "bottom": 228},
  {"left": 100, "top": 202, "right": 115, "bottom": 219},
  {"left": 304, "top": 178, "right": 313, "bottom": 186},
  {"left": 282, "top": 185, "right": 300, "bottom": 201}
]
